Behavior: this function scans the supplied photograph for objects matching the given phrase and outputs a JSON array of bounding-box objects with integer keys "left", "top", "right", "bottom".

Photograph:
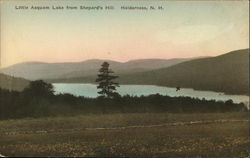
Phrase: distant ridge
[{"left": 0, "top": 58, "right": 194, "bottom": 80}]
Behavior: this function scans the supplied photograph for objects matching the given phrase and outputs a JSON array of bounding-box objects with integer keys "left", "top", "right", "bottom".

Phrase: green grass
[
  {"left": 0, "top": 112, "right": 248, "bottom": 133},
  {"left": 0, "top": 112, "right": 249, "bottom": 157}
]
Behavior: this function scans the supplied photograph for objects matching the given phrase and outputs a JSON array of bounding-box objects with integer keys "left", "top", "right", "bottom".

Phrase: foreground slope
[{"left": 0, "top": 113, "right": 248, "bottom": 157}]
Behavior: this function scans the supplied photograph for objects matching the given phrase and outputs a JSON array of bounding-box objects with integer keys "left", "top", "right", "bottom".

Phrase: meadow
[
  {"left": 0, "top": 81, "right": 249, "bottom": 157},
  {"left": 0, "top": 112, "right": 249, "bottom": 157}
]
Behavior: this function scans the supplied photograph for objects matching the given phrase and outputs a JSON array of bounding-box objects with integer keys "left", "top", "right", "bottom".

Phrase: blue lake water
[{"left": 53, "top": 83, "right": 249, "bottom": 104}]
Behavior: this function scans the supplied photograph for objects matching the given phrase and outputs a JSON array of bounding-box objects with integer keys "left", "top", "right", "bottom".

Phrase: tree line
[{"left": 0, "top": 82, "right": 246, "bottom": 120}]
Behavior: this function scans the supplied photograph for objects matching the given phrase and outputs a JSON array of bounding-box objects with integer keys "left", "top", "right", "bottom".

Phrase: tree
[
  {"left": 23, "top": 80, "right": 54, "bottom": 97},
  {"left": 96, "top": 62, "right": 120, "bottom": 98}
]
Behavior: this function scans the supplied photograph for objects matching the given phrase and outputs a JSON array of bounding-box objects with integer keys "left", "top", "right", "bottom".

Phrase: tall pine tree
[{"left": 96, "top": 62, "right": 120, "bottom": 98}]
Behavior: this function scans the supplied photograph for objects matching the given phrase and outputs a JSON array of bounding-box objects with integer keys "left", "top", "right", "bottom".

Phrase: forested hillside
[{"left": 0, "top": 73, "right": 29, "bottom": 91}]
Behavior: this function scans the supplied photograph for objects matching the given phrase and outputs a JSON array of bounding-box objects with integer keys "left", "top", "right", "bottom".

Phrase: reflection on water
[{"left": 53, "top": 83, "right": 249, "bottom": 104}]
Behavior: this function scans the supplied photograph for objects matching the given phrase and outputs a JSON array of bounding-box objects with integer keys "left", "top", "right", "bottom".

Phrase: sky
[{"left": 0, "top": 0, "right": 249, "bottom": 67}]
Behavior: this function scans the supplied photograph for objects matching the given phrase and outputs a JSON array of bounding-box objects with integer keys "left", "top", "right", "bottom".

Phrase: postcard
[{"left": 0, "top": 0, "right": 249, "bottom": 157}]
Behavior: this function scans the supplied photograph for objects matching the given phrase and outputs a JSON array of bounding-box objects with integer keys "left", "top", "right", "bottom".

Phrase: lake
[{"left": 53, "top": 83, "right": 249, "bottom": 104}]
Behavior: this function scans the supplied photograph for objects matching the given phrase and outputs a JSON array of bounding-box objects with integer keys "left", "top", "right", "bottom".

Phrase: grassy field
[{"left": 0, "top": 112, "right": 249, "bottom": 157}]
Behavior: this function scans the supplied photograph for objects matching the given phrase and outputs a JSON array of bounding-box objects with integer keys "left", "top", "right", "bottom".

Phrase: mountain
[
  {"left": 0, "top": 60, "right": 121, "bottom": 80},
  {"left": 0, "top": 73, "right": 30, "bottom": 91},
  {"left": 118, "top": 48, "right": 249, "bottom": 95},
  {"left": 0, "top": 58, "right": 192, "bottom": 80},
  {"left": 58, "top": 58, "right": 191, "bottom": 79},
  {"left": 50, "top": 49, "right": 249, "bottom": 95}
]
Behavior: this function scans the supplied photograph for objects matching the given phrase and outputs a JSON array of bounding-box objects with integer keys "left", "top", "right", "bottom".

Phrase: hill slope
[
  {"left": 0, "top": 73, "right": 30, "bottom": 91},
  {"left": 119, "top": 49, "right": 249, "bottom": 95},
  {"left": 52, "top": 49, "right": 249, "bottom": 95}
]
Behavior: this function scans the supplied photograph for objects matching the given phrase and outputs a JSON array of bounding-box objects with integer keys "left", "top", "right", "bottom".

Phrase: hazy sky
[{"left": 1, "top": 0, "right": 249, "bottom": 67}]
